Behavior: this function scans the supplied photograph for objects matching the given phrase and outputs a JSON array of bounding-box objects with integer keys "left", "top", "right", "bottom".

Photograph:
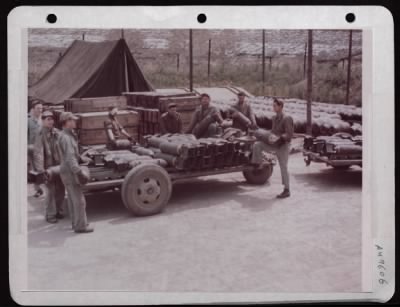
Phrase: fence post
[
  {"left": 262, "top": 30, "right": 265, "bottom": 94},
  {"left": 345, "top": 30, "right": 353, "bottom": 105},
  {"left": 177, "top": 54, "right": 180, "bottom": 72},
  {"left": 306, "top": 30, "right": 313, "bottom": 135},
  {"left": 303, "top": 42, "right": 307, "bottom": 78},
  {"left": 208, "top": 39, "right": 211, "bottom": 87},
  {"left": 189, "top": 29, "right": 193, "bottom": 92},
  {"left": 82, "top": 33, "right": 85, "bottom": 40}
]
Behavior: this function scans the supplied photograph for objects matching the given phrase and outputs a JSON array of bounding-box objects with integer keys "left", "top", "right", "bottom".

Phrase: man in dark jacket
[
  {"left": 58, "top": 112, "right": 93, "bottom": 233},
  {"left": 251, "top": 98, "right": 294, "bottom": 198},
  {"left": 33, "top": 111, "right": 65, "bottom": 223},
  {"left": 185, "top": 93, "right": 224, "bottom": 138},
  {"left": 159, "top": 102, "right": 183, "bottom": 134}
]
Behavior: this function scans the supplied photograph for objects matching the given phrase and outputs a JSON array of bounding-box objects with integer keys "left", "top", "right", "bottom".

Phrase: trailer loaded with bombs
[
  {"left": 302, "top": 133, "right": 362, "bottom": 169},
  {"left": 29, "top": 133, "right": 275, "bottom": 217}
]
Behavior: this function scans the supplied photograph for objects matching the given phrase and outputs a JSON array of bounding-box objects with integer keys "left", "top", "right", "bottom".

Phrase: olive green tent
[{"left": 29, "top": 39, "right": 154, "bottom": 104}]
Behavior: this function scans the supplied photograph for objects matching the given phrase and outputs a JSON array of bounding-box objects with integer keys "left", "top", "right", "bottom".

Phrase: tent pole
[
  {"left": 124, "top": 52, "right": 129, "bottom": 92},
  {"left": 189, "top": 29, "right": 193, "bottom": 92},
  {"left": 306, "top": 30, "right": 313, "bottom": 135},
  {"left": 345, "top": 30, "right": 353, "bottom": 105}
]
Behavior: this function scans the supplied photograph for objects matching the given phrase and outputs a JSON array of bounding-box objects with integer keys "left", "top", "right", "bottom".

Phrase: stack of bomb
[
  {"left": 131, "top": 134, "right": 252, "bottom": 171},
  {"left": 213, "top": 96, "right": 362, "bottom": 137},
  {"left": 303, "top": 133, "right": 362, "bottom": 160},
  {"left": 129, "top": 107, "right": 160, "bottom": 143}
]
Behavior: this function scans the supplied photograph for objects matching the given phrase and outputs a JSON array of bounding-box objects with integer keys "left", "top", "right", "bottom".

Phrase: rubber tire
[
  {"left": 332, "top": 165, "right": 351, "bottom": 170},
  {"left": 243, "top": 164, "right": 273, "bottom": 185},
  {"left": 121, "top": 164, "right": 172, "bottom": 216}
]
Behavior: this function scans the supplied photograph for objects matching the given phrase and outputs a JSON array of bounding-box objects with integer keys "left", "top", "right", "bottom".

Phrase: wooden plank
[
  {"left": 64, "top": 96, "right": 127, "bottom": 113},
  {"left": 76, "top": 110, "right": 139, "bottom": 130},
  {"left": 78, "top": 126, "right": 138, "bottom": 145},
  {"left": 158, "top": 96, "right": 200, "bottom": 113}
]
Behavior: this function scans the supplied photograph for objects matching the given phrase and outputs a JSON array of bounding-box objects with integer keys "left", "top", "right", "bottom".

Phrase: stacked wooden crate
[
  {"left": 63, "top": 96, "right": 139, "bottom": 146},
  {"left": 124, "top": 91, "right": 200, "bottom": 142},
  {"left": 64, "top": 96, "right": 128, "bottom": 113},
  {"left": 76, "top": 110, "right": 139, "bottom": 146}
]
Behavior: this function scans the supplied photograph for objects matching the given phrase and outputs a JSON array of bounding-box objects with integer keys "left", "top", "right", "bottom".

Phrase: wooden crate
[
  {"left": 78, "top": 126, "right": 139, "bottom": 146},
  {"left": 123, "top": 92, "right": 198, "bottom": 111},
  {"left": 64, "top": 96, "right": 128, "bottom": 113},
  {"left": 158, "top": 96, "right": 200, "bottom": 113},
  {"left": 76, "top": 110, "right": 139, "bottom": 130}
]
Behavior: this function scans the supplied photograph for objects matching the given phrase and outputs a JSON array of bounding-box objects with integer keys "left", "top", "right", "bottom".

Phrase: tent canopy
[{"left": 29, "top": 39, "right": 154, "bottom": 104}]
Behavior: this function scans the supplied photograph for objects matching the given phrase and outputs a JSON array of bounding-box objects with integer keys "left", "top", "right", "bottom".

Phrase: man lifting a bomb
[
  {"left": 250, "top": 98, "right": 294, "bottom": 199},
  {"left": 58, "top": 112, "right": 93, "bottom": 233},
  {"left": 33, "top": 110, "right": 65, "bottom": 224},
  {"left": 186, "top": 93, "right": 226, "bottom": 138},
  {"left": 229, "top": 91, "right": 258, "bottom": 132}
]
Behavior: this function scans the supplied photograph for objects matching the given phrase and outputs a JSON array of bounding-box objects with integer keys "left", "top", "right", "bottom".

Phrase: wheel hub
[{"left": 137, "top": 178, "right": 161, "bottom": 204}]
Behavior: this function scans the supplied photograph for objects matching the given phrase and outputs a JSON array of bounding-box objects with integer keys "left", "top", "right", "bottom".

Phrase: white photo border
[{"left": 8, "top": 5, "right": 395, "bottom": 305}]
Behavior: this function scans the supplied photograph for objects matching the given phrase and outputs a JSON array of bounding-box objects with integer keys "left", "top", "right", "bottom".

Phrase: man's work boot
[
  {"left": 277, "top": 188, "right": 290, "bottom": 199},
  {"left": 74, "top": 227, "right": 94, "bottom": 234},
  {"left": 56, "top": 213, "right": 65, "bottom": 219},
  {"left": 46, "top": 216, "right": 58, "bottom": 224}
]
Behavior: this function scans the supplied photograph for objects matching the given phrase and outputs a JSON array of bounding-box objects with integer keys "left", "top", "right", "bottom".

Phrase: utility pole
[
  {"left": 121, "top": 29, "right": 124, "bottom": 39},
  {"left": 262, "top": 29, "right": 265, "bottom": 94},
  {"left": 189, "top": 29, "right": 193, "bottom": 92},
  {"left": 177, "top": 54, "right": 180, "bottom": 72},
  {"left": 207, "top": 39, "right": 211, "bottom": 87},
  {"left": 303, "top": 42, "right": 307, "bottom": 78},
  {"left": 306, "top": 30, "right": 313, "bottom": 135},
  {"left": 345, "top": 30, "right": 353, "bottom": 105}
]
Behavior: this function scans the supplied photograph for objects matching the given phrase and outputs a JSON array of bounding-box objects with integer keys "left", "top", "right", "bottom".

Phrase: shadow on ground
[{"left": 293, "top": 167, "right": 362, "bottom": 192}]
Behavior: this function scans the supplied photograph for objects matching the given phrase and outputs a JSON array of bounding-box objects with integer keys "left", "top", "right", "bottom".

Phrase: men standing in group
[
  {"left": 251, "top": 98, "right": 294, "bottom": 198},
  {"left": 58, "top": 112, "right": 93, "bottom": 233},
  {"left": 229, "top": 91, "right": 258, "bottom": 132},
  {"left": 185, "top": 93, "right": 225, "bottom": 138},
  {"left": 33, "top": 111, "right": 65, "bottom": 224},
  {"left": 159, "top": 102, "right": 183, "bottom": 134},
  {"left": 104, "top": 106, "right": 135, "bottom": 148},
  {"left": 28, "top": 99, "right": 44, "bottom": 197}
]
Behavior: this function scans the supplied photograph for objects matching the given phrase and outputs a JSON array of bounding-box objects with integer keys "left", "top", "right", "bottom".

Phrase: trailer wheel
[
  {"left": 243, "top": 164, "right": 273, "bottom": 185},
  {"left": 332, "top": 165, "right": 351, "bottom": 170},
  {"left": 121, "top": 164, "right": 172, "bottom": 216}
]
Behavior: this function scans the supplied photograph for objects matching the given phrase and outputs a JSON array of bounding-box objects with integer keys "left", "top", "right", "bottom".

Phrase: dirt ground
[{"left": 27, "top": 152, "right": 362, "bottom": 292}]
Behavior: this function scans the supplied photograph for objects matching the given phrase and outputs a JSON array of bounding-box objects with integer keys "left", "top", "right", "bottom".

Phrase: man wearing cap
[
  {"left": 58, "top": 112, "right": 93, "bottom": 233},
  {"left": 28, "top": 99, "right": 44, "bottom": 197},
  {"left": 33, "top": 111, "right": 65, "bottom": 224},
  {"left": 104, "top": 106, "right": 135, "bottom": 148},
  {"left": 185, "top": 93, "right": 225, "bottom": 138},
  {"left": 251, "top": 98, "right": 294, "bottom": 199},
  {"left": 229, "top": 92, "right": 258, "bottom": 132},
  {"left": 159, "top": 102, "right": 183, "bottom": 134}
]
